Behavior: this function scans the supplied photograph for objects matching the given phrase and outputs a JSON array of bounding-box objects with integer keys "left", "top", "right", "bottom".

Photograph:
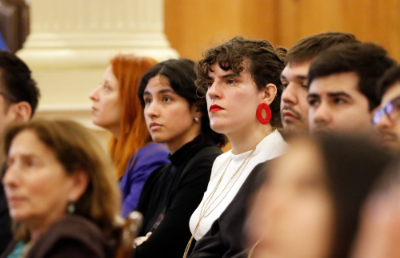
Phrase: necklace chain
[
  {"left": 183, "top": 149, "right": 255, "bottom": 258},
  {"left": 202, "top": 152, "right": 253, "bottom": 218}
]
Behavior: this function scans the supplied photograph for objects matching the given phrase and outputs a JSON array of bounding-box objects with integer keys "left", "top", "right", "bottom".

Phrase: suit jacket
[
  {"left": 1, "top": 215, "right": 117, "bottom": 258},
  {"left": 0, "top": 184, "right": 12, "bottom": 255},
  {"left": 189, "top": 161, "right": 270, "bottom": 258}
]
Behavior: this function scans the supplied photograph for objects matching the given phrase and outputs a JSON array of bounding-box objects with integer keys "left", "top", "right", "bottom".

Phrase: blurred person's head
[
  {"left": 307, "top": 42, "right": 396, "bottom": 135},
  {"left": 89, "top": 54, "right": 157, "bottom": 178},
  {"left": 351, "top": 159, "right": 400, "bottom": 258},
  {"left": 281, "top": 32, "right": 359, "bottom": 136},
  {"left": 138, "top": 58, "right": 226, "bottom": 153},
  {"left": 0, "top": 50, "right": 40, "bottom": 137},
  {"left": 196, "top": 37, "right": 285, "bottom": 152},
  {"left": 2, "top": 119, "right": 121, "bottom": 241},
  {"left": 248, "top": 134, "right": 393, "bottom": 258},
  {"left": 373, "top": 65, "right": 400, "bottom": 151}
]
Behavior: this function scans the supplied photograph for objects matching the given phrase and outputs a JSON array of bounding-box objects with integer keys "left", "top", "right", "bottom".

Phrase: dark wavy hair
[
  {"left": 308, "top": 42, "right": 397, "bottom": 111},
  {"left": 377, "top": 65, "right": 400, "bottom": 101},
  {"left": 0, "top": 50, "right": 40, "bottom": 116},
  {"left": 138, "top": 58, "right": 227, "bottom": 147},
  {"left": 195, "top": 36, "right": 286, "bottom": 128},
  {"left": 285, "top": 32, "right": 360, "bottom": 65}
]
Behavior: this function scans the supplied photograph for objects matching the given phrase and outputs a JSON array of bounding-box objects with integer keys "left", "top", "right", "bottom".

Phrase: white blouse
[{"left": 189, "top": 130, "right": 288, "bottom": 240}]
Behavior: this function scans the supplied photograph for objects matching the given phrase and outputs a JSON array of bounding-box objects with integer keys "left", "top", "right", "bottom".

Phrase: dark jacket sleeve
[
  {"left": 134, "top": 157, "right": 216, "bottom": 258},
  {"left": 0, "top": 184, "right": 12, "bottom": 255},
  {"left": 41, "top": 239, "right": 107, "bottom": 258},
  {"left": 189, "top": 161, "right": 270, "bottom": 258},
  {"left": 26, "top": 216, "right": 115, "bottom": 258},
  {"left": 187, "top": 220, "right": 225, "bottom": 258}
]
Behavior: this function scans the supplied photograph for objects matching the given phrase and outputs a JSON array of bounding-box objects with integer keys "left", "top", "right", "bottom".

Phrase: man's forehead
[
  {"left": 309, "top": 72, "right": 359, "bottom": 93},
  {"left": 382, "top": 82, "right": 400, "bottom": 104},
  {"left": 281, "top": 61, "right": 311, "bottom": 79}
]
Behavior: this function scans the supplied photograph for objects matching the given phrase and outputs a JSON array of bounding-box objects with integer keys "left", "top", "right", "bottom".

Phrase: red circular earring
[{"left": 256, "top": 103, "right": 272, "bottom": 125}]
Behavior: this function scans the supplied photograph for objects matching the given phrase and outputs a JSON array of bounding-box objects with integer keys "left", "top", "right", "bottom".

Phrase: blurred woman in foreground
[
  {"left": 248, "top": 134, "right": 393, "bottom": 258},
  {"left": 1, "top": 119, "right": 121, "bottom": 258}
]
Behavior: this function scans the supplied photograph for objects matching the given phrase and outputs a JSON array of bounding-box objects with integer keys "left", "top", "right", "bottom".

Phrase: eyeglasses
[
  {"left": 373, "top": 96, "right": 400, "bottom": 124},
  {"left": 0, "top": 91, "right": 17, "bottom": 103}
]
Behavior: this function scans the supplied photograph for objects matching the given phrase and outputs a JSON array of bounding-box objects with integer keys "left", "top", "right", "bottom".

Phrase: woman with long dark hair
[{"left": 134, "top": 58, "right": 226, "bottom": 258}]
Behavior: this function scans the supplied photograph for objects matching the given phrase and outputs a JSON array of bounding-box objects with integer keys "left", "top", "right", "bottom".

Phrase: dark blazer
[
  {"left": 1, "top": 215, "right": 117, "bottom": 258},
  {"left": 0, "top": 184, "right": 12, "bottom": 255},
  {"left": 189, "top": 161, "right": 270, "bottom": 258}
]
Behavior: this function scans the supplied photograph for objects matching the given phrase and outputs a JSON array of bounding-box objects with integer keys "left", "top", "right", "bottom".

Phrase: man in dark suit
[{"left": 0, "top": 50, "right": 40, "bottom": 254}]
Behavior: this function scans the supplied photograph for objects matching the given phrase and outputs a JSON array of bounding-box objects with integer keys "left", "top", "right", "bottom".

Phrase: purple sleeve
[{"left": 120, "top": 144, "right": 170, "bottom": 218}]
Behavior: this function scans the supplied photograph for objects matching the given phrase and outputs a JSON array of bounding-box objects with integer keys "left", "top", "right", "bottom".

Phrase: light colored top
[{"left": 189, "top": 130, "right": 287, "bottom": 240}]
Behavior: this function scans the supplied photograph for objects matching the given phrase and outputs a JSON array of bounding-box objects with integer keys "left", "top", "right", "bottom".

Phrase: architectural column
[{"left": 17, "top": 0, "right": 178, "bottom": 147}]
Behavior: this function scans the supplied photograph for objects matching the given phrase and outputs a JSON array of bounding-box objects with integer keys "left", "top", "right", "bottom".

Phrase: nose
[
  {"left": 281, "top": 83, "right": 298, "bottom": 105},
  {"left": 2, "top": 164, "right": 20, "bottom": 189},
  {"left": 310, "top": 102, "right": 331, "bottom": 129},
  {"left": 207, "top": 81, "right": 222, "bottom": 101},
  {"left": 89, "top": 86, "right": 100, "bottom": 101},
  {"left": 145, "top": 100, "right": 160, "bottom": 119},
  {"left": 376, "top": 113, "right": 393, "bottom": 131}
]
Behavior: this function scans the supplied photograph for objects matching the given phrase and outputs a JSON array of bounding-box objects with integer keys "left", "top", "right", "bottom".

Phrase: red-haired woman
[{"left": 90, "top": 54, "right": 169, "bottom": 217}]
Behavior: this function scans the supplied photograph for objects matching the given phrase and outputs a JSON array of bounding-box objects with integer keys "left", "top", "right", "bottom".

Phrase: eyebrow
[
  {"left": 307, "top": 93, "right": 319, "bottom": 99},
  {"left": 327, "top": 92, "right": 352, "bottom": 98},
  {"left": 208, "top": 73, "right": 237, "bottom": 80},
  {"left": 143, "top": 88, "right": 175, "bottom": 97},
  {"left": 280, "top": 74, "right": 308, "bottom": 81}
]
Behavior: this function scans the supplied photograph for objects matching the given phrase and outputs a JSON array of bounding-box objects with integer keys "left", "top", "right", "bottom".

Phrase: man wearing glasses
[
  {"left": 306, "top": 42, "right": 396, "bottom": 135},
  {"left": 0, "top": 50, "right": 40, "bottom": 253},
  {"left": 373, "top": 66, "right": 400, "bottom": 151}
]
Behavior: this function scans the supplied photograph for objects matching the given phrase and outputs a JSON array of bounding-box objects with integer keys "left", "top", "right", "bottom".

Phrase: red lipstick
[{"left": 209, "top": 104, "right": 224, "bottom": 113}]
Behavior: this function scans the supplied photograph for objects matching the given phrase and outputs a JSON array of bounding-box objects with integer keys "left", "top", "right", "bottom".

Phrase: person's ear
[
  {"left": 260, "top": 83, "right": 277, "bottom": 105},
  {"left": 68, "top": 170, "right": 89, "bottom": 202},
  {"left": 7, "top": 101, "right": 32, "bottom": 123},
  {"left": 191, "top": 103, "right": 203, "bottom": 122}
]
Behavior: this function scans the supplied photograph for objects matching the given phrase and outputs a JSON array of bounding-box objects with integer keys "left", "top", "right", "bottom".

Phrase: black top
[
  {"left": 134, "top": 134, "right": 222, "bottom": 258},
  {"left": 188, "top": 161, "right": 270, "bottom": 258},
  {"left": 1, "top": 215, "right": 117, "bottom": 258},
  {"left": 0, "top": 183, "right": 12, "bottom": 255}
]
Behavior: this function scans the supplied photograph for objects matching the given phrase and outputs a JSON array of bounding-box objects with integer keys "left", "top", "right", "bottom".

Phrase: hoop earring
[{"left": 256, "top": 103, "right": 271, "bottom": 125}]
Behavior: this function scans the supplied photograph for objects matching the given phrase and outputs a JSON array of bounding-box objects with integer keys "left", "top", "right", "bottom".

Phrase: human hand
[{"left": 134, "top": 232, "right": 152, "bottom": 247}]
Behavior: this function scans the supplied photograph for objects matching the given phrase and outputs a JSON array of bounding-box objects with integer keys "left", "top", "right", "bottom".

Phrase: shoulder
[
  {"left": 28, "top": 215, "right": 115, "bottom": 258},
  {"left": 268, "top": 130, "right": 289, "bottom": 151},
  {"left": 213, "top": 149, "right": 231, "bottom": 165},
  {"left": 135, "top": 143, "right": 169, "bottom": 162}
]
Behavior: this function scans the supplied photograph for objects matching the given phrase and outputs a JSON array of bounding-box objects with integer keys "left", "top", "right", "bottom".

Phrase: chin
[
  {"left": 210, "top": 121, "right": 229, "bottom": 134},
  {"left": 150, "top": 134, "right": 168, "bottom": 144}
]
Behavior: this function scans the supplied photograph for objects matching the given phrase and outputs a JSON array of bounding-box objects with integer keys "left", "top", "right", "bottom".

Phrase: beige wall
[{"left": 165, "top": 0, "right": 400, "bottom": 61}]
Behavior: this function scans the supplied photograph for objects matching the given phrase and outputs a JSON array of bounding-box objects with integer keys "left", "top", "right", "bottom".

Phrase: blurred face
[
  {"left": 280, "top": 62, "right": 311, "bottom": 135},
  {"left": 249, "top": 139, "right": 334, "bottom": 258},
  {"left": 308, "top": 72, "right": 371, "bottom": 135},
  {"left": 143, "top": 75, "right": 199, "bottom": 153},
  {"left": 374, "top": 82, "right": 400, "bottom": 151},
  {"left": 206, "top": 62, "right": 263, "bottom": 137},
  {"left": 89, "top": 65, "right": 121, "bottom": 137},
  {"left": 3, "top": 130, "right": 78, "bottom": 231}
]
